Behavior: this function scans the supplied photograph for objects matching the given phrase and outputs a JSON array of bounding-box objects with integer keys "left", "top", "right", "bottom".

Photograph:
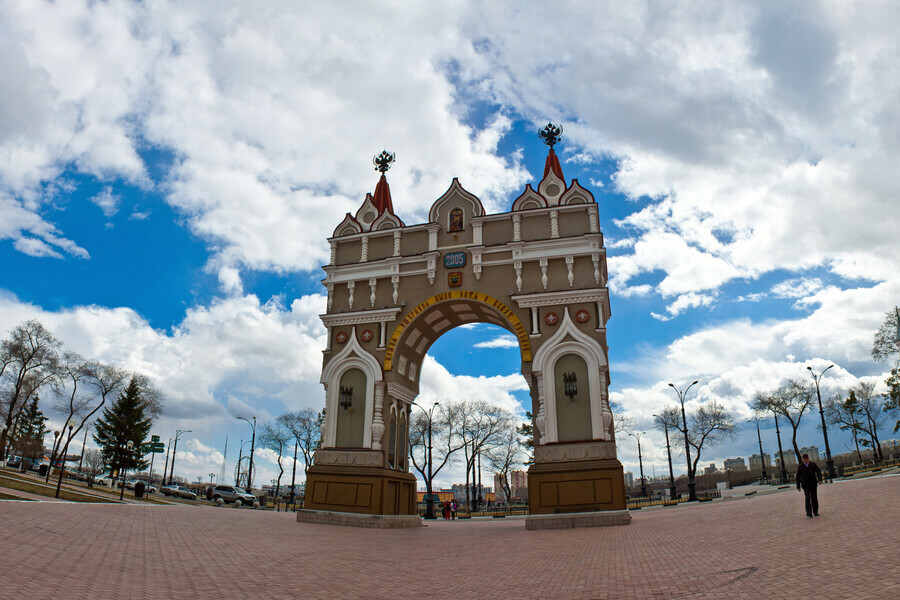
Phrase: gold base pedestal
[
  {"left": 303, "top": 465, "right": 417, "bottom": 515},
  {"left": 527, "top": 458, "right": 629, "bottom": 515}
]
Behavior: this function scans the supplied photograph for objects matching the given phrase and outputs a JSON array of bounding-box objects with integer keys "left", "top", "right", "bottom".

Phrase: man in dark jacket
[{"left": 796, "top": 453, "right": 823, "bottom": 517}]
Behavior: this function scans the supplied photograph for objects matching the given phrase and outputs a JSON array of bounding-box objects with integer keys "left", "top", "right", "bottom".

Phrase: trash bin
[
  {"left": 38, "top": 464, "right": 49, "bottom": 477},
  {"left": 134, "top": 480, "right": 146, "bottom": 499}
]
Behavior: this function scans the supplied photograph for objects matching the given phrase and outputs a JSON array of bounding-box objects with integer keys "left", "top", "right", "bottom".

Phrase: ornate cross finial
[
  {"left": 539, "top": 123, "right": 563, "bottom": 148},
  {"left": 373, "top": 150, "right": 395, "bottom": 173}
]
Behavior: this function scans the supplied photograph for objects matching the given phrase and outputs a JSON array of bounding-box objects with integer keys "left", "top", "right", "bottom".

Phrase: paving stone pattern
[{"left": 1, "top": 476, "right": 897, "bottom": 599}]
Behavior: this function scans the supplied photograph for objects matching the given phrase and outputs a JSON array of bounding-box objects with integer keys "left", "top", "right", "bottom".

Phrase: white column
[{"left": 371, "top": 383, "right": 386, "bottom": 451}]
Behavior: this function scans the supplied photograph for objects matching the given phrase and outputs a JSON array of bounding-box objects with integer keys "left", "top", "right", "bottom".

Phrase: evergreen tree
[
  {"left": 11, "top": 396, "right": 49, "bottom": 463},
  {"left": 92, "top": 378, "right": 154, "bottom": 474}
]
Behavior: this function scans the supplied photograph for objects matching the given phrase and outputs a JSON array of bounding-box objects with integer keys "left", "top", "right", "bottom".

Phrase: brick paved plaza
[{"left": 1, "top": 475, "right": 897, "bottom": 599}]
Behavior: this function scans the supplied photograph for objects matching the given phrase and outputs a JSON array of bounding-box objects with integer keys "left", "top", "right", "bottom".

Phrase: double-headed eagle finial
[
  {"left": 539, "top": 123, "right": 563, "bottom": 148},
  {"left": 373, "top": 150, "right": 395, "bottom": 173}
]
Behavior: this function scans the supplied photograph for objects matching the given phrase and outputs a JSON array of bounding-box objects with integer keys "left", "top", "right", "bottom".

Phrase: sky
[{"left": 1, "top": 0, "right": 898, "bottom": 490}]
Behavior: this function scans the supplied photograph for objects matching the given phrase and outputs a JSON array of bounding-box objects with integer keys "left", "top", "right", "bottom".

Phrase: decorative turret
[
  {"left": 538, "top": 124, "right": 566, "bottom": 205},
  {"left": 539, "top": 123, "right": 565, "bottom": 181},
  {"left": 372, "top": 150, "right": 396, "bottom": 215}
]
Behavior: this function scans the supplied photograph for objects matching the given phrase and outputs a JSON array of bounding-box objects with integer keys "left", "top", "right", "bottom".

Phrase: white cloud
[
  {"left": 771, "top": 277, "right": 823, "bottom": 299},
  {"left": 473, "top": 335, "right": 519, "bottom": 349},
  {"left": 90, "top": 186, "right": 120, "bottom": 218}
]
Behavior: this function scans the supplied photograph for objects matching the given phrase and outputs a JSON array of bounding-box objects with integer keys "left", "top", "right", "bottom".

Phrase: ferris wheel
[{"left": 233, "top": 456, "right": 250, "bottom": 488}]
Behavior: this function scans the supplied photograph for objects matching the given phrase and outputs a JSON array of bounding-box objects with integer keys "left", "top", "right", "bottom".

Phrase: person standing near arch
[{"left": 796, "top": 453, "right": 823, "bottom": 517}]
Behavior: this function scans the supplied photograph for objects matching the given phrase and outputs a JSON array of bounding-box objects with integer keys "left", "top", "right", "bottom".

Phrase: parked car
[
  {"left": 160, "top": 484, "right": 197, "bottom": 500},
  {"left": 125, "top": 480, "right": 158, "bottom": 493},
  {"left": 210, "top": 485, "right": 257, "bottom": 506}
]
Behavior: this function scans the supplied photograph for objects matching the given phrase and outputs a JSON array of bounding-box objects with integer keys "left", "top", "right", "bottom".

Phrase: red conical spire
[
  {"left": 543, "top": 147, "right": 564, "bottom": 182},
  {"left": 372, "top": 174, "right": 394, "bottom": 215}
]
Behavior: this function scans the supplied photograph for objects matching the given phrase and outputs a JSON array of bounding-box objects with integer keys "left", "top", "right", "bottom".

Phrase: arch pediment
[
  {"left": 559, "top": 179, "right": 595, "bottom": 206},
  {"left": 354, "top": 194, "right": 380, "bottom": 232},
  {"left": 333, "top": 213, "right": 362, "bottom": 237},
  {"left": 371, "top": 210, "right": 404, "bottom": 230},
  {"left": 428, "top": 178, "right": 484, "bottom": 230},
  {"left": 511, "top": 184, "right": 548, "bottom": 211},
  {"left": 539, "top": 170, "right": 566, "bottom": 206}
]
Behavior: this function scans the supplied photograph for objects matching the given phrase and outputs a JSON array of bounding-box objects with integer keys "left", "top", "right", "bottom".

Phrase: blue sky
[{"left": 1, "top": 1, "right": 898, "bottom": 488}]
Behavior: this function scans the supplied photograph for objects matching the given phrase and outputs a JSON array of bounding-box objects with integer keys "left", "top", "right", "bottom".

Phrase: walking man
[{"left": 796, "top": 453, "right": 823, "bottom": 517}]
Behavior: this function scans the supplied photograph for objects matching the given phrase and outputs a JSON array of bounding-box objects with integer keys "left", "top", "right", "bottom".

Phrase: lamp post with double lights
[
  {"left": 237, "top": 416, "right": 256, "bottom": 490},
  {"left": 168, "top": 429, "right": 192, "bottom": 485},
  {"left": 119, "top": 440, "right": 134, "bottom": 500},
  {"left": 806, "top": 364, "right": 836, "bottom": 479},
  {"left": 653, "top": 413, "right": 678, "bottom": 499},
  {"left": 668, "top": 380, "right": 700, "bottom": 501},
  {"left": 628, "top": 431, "right": 647, "bottom": 498},
  {"left": 411, "top": 401, "right": 440, "bottom": 519}
]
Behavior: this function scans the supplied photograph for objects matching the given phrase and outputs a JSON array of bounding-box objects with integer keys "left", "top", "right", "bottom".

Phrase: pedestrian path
[{"left": 2, "top": 474, "right": 896, "bottom": 599}]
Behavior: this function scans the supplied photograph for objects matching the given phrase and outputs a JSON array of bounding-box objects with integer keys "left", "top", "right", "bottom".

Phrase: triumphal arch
[{"left": 299, "top": 126, "right": 630, "bottom": 528}]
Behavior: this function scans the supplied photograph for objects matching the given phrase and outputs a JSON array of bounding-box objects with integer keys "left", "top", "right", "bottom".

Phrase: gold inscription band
[{"left": 384, "top": 291, "right": 532, "bottom": 370}]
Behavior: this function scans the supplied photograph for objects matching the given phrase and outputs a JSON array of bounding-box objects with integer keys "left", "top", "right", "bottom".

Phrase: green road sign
[{"left": 151, "top": 435, "right": 160, "bottom": 443}]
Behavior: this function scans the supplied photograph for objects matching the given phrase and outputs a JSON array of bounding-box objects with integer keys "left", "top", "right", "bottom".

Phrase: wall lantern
[
  {"left": 563, "top": 372, "right": 578, "bottom": 399},
  {"left": 339, "top": 386, "right": 354, "bottom": 410}
]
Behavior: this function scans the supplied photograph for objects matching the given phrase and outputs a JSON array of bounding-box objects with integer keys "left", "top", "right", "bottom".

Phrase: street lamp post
[
  {"left": 168, "top": 429, "right": 192, "bottom": 485},
  {"left": 774, "top": 414, "right": 787, "bottom": 482},
  {"left": 807, "top": 364, "right": 836, "bottom": 479},
  {"left": 237, "top": 416, "right": 256, "bottom": 490},
  {"left": 654, "top": 414, "right": 677, "bottom": 499},
  {"left": 54, "top": 419, "right": 76, "bottom": 498},
  {"left": 45, "top": 430, "right": 61, "bottom": 483},
  {"left": 668, "top": 380, "right": 700, "bottom": 501},
  {"left": 628, "top": 431, "right": 648, "bottom": 498},
  {"left": 119, "top": 440, "right": 134, "bottom": 500},
  {"left": 725, "top": 468, "right": 733, "bottom": 489},
  {"left": 750, "top": 418, "right": 768, "bottom": 482},
  {"left": 411, "top": 401, "right": 440, "bottom": 519}
]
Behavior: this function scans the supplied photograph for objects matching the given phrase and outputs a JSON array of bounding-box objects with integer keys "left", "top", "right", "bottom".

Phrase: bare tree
[
  {"left": 456, "top": 400, "right": 515, "bottom": 509},
  {"left": 484, "top": 421, "right": 526, "bottom": 503},
  {"left": 753, "top": 379, "right": 814, "bottom": 461},
  {"left": 0, "top": 320, "right": 63, "bottom": 459},
  {"left": 259, "top": 421, "right": 291, "bottom": 510},
  {"left": 50, "top": 360, "right": 129, "bottom": 483},
  {"left": 610, "top": 400, "right": 635, "bottom": 437},
  {"left": 853, "top": 382, "right": 888, "bottom": 460},
  {"left": 408, "top": 401, "right": 466, "bottom": 505},
  {"left": 871, "top": 307, "right": 900, "bottom": 364},
  {"left": 81, "top": 448, "right": 106, "bottom": 487},
  {"left": 277, "top": 409, "right": 322, "bottom": 506},
  {"left": 825, "top": 392, "right": 865, "bottom": 463},
  {"left": 671, "top": 399, "right": 737, "bottom": 486}
]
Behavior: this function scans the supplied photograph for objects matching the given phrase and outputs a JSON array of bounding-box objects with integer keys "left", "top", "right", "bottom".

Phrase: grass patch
[
  {"left": 0, "top": 474, "right": 118, "bottom": 504},
  {"left": 0, "top": 491, "right": 32, "bottom": 501}
]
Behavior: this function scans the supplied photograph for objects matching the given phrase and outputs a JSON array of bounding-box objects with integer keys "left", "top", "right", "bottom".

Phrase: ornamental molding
[
  {"left": 510, "top": 289, "right": 608, "bottom": 309},
  {"left": 320, "top": 307, "right": 402, "bottom": 328},
  {"left": 386, "top": 381, "right": 418, "bottom": 404},
  {"left": 534, "top": 441, "right": 617, "bottom": 463},
  {"left": 313, "top": 449, "right": 384, "bottom": 468}
]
